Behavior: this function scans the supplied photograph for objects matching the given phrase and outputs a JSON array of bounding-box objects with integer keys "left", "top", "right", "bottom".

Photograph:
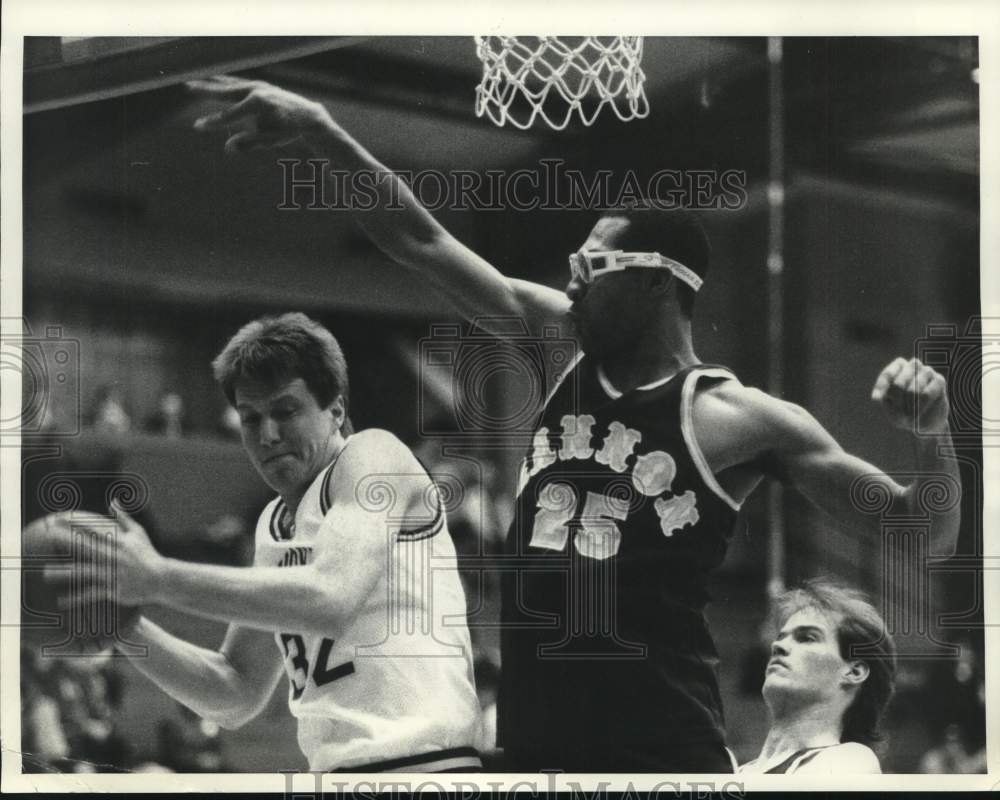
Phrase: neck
[
  {"left": 599, "top": 316, "right": 698, "bottom": 393},
  {"left": 283, "top": 430, "right": 347, "bottom": 516},
  {"left": 759, "top": 700, "right": 845, "bottom": 762}
]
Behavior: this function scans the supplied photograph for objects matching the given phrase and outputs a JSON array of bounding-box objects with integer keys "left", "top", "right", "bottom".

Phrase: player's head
[
  {"left": 212, "top": 313, "right": 352, "bottom": 498},
  {"left": 763, "top": 578, "right": 896, "bottom": 747},
  {"left": 565, "top": 202, "right": 710, "bottom": 357}
]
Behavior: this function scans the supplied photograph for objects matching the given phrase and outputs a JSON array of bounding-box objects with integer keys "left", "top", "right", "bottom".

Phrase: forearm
[
  {"left": 301, "top": 124, "right": 524, "bottom": 320},
  {"left": 899, "top": 423, "right": 961, "bottom": 555},
  {"left": 304, "top": 124, "right": 442, "bottom": 258},
  {"left": 116, "top": 616, "right": 251, "bottom": 727},
  {"left": 151, "top": 559, "right": 347, "bottom": 638}
]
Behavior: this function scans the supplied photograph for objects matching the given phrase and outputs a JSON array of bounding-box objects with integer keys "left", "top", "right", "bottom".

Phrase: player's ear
[
  {"left": 843, "top": 659, "right": 870, "bottom": 687},
  {"left": 329, "top": 395, "right": 345, "bottom": 427}
]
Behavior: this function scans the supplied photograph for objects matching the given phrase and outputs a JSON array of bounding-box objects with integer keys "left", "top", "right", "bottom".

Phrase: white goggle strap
[
  {"left": 569, "top": 252, "right": 592, "bottom": 282},
  {"left": 618, "top": 252, "right": 703, "bottom": 292},
  {"left": 573, "top": 251, "right": 703, "bottom": 292}
]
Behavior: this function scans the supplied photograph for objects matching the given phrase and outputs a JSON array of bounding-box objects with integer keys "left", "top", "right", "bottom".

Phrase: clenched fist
[{"left": 871, "top": 356, "right": 950, "bottom": 434}]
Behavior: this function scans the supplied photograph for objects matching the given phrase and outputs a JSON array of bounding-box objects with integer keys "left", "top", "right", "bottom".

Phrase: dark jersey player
[
  {"left": 189, "top": 76, "right": 961, "bottom": 773},
  {"left": 504, "top": 357, "right": 739, "bottom": 771}
]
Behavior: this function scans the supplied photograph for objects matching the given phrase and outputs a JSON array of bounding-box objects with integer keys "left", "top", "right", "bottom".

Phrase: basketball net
[{"left": 474, "top": 36, "right": 649, "bottom": 130}]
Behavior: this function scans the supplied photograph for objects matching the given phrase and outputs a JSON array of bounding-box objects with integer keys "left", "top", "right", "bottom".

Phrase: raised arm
[
  {"left": 696, "top": 357, "right": 960, "bottom": 555},
  {"left": 189, "top": 76, "right": 570, "bottom": 335}
]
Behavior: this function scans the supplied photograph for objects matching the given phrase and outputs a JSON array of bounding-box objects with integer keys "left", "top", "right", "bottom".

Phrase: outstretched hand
[
  {"left": 871, "top": 356, "right": 950, "bottom": 434},
  {"left": 188, "top": 75, "right": 336, "bottom": 154},
  {"left": 44, "top": 502, "right": 166, "bottom": 608}
]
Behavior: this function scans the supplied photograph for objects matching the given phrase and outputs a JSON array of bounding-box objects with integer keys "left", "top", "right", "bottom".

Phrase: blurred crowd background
[{"left": 17, "top": 35, "right": 984, "bottom": 773}]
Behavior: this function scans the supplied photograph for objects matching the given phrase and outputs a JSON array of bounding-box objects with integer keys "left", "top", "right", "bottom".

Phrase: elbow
[
  {"left": 390, "top": 235, "right": 445, "bottom": 273},
  {"left": 209, "top": 691, "right": 269, "bottom": 730},
  {"left": 383, "top": 222, "right": 456, "bottom": 270},
  {"left": 215, "top": 711, "right": 251, "bottom": 731},
  {"left": 201, "top": 696, "right": 256, "bottom": 731},
  {"left": 203, "top": 657, "right": 261, "bottom": 730},
  {"left": 179, "top": 702, "right": 250, "bottom": 732},
  {"left": 894, "top": 482, "right": 961, "bottom": 556}
]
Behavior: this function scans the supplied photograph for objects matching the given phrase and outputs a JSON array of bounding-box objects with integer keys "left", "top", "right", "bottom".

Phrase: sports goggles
[{"left": 568, "top": 250, "right": 703, "bottom": 291}]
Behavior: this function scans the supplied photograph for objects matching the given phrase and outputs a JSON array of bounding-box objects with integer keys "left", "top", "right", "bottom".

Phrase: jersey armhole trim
[
  {"left": 397, "top": 493, "right": 445, "bottom": 541},
  {"left": 319, "top": 437, "right": 353, "bottom": 516},
  {"left": 681, "top": 367, "right": 742, "bottom": 512},
  {"left": 595, "top": 362, "right": 623, "bottom": 400},
  {"left": 785, "top": 743, "right": 845, "bottom": 773},
  {"left": 547, "top": 350, "right": 587, "bottom": 407},
  {"left": 791, "top": 747, "right": 825, "bottom": 772}
]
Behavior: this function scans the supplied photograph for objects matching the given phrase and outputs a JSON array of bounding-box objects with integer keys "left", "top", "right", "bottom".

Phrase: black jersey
[{"left": 499, "top": 356, "right": 741, "bottom": 772}]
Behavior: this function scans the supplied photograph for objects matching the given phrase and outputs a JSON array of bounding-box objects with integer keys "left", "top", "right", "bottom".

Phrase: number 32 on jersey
[{"left": 279, "top": 634, "right": 355, "bottom": 700}]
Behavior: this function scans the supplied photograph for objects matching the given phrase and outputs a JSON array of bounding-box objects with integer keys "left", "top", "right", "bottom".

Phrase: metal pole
[{"left": 766, "top": 36, "right": 786, "bottom": 601}]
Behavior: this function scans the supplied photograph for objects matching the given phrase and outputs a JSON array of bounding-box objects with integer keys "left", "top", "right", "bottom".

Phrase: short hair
[
  {"left": 212, "top": 312, "right": 352, "bottom": 434},
  {"left": 774, "top": 578, "right": 897, "bottom": 747},
  {"left": 596, "top": 201, "right": 711, "bottom": 318}
]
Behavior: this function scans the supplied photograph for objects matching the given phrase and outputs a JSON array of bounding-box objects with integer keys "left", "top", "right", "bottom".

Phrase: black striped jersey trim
[
  {"left": 396, "top": 456, "right": 446, "bottom": 541},
  {"left": 319, "top": 439, "right": 352, "bottom": 516},
  {"left": 331, "top": 746, "right": 480, "bottom": 773},
  {"left": 268, "top": 441, "right": 352, "bottom": 541},
  {"left": 397, "top": 486, "right": 445, "bottom": 541},
  {"left": 763, "top": 745, "right": 837, "bottom": 773},
  {"left": 269, "top": 500, "right": 292, "bottom": 542}
]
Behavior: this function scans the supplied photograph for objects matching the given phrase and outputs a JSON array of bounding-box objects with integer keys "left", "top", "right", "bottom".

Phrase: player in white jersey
[
  {"left": 65, "top": 313, "right": 481, "bottom": 771},
  {"left": 252, "top": 432, "right": 479, "bottom": 771},
  {"left": 738, "top": 579, "right": 896, "bottom": 775}
]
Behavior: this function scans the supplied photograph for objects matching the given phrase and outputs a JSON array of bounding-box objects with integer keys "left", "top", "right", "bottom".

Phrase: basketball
[{"left": 21, "top": 512, "right": 138, "bottom": 656}]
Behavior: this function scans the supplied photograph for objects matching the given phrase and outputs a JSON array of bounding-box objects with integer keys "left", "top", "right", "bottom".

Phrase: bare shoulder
[
  {"left": 342, "top": 428, "right": 414, "bottom": 469},
  {"left": 803, "top": 743, "right": 881, "bottom": 774},
  {"left": 694, "top": 379, "right": 820, "bottom": 439},
  {"left": 695, "top": 379, "right": 799, "bottom": 420},
  {"left": 690, "top": 381, "right": 781, "bottom": 462},
  {"left": 347, "top": 427, "right": 404, "bottom": 448},
  {"left": 689, "top": 378, "right": 832, "bottom": 474},
  {"left": 329, "top": 429, "right": 428, "bottom": 511}
]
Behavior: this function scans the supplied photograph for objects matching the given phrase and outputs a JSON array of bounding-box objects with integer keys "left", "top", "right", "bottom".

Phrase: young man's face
[
  {"left": 234, "top": 376, "right": 344, "bottom": 500},
  {"left": 564, "top": 216, "right": 667, "bottom": 358},
  {"left": 762, "top": 606, "right": 857, "bottom": 708}
]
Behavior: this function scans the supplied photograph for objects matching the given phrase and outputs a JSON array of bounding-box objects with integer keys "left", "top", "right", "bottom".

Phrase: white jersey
[
  {"left": 253, "top": 438, "right": 481, "bottom": 771},
  {"left": 738, "top": 742, "right": 881, "bottom": 774}
]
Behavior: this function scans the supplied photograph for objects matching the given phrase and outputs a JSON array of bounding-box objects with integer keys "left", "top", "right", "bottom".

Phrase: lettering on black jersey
[{"left": 501, "top": 363, "right": 741, "bottom": 764}]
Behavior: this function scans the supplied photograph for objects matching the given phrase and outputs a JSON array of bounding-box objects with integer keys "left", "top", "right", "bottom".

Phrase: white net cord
[{"left": 474, "top": 36, "right": 650, "bottom": 131}]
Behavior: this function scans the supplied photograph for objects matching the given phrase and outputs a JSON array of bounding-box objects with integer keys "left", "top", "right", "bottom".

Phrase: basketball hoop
[{"left": 474, "top": 36, "right": 649, "bottom": 131}]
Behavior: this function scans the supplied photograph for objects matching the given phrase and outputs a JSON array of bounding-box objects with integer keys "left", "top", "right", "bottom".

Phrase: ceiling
[{"left": 22, "top": 36, "right": 979, "bottom": 313}]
